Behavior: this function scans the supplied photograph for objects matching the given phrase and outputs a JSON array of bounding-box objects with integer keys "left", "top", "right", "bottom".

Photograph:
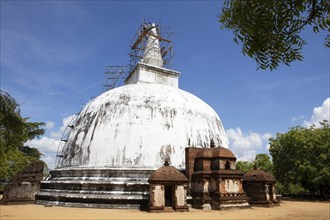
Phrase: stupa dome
[
  {"left": 59, "top": 23, "right": 229, "bottom": 169},
  {"left": 60, "top": 81, "right": 228, "bottom": 169}
]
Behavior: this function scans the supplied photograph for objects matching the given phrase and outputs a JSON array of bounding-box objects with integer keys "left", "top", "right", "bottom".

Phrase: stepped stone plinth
[{"left": 36, "top": 167, "right": 154, "bottom": 209}]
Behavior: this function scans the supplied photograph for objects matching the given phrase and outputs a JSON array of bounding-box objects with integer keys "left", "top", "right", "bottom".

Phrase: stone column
[{"left": 202, "top": 179, "right": 211, "bottom": 210}]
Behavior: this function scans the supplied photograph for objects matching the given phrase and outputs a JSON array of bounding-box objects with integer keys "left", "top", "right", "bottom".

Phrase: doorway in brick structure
[
  {"left": 225, "top": 160, "right": 231, "bottom": 169},
  {"left": 165, "top": 186, "right": 173, "bottom": 207}
]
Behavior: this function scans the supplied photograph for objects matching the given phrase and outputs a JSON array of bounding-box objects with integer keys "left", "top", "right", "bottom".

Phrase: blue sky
[{"left": 1, "top": 1, "right": 329, "bottom": 168}]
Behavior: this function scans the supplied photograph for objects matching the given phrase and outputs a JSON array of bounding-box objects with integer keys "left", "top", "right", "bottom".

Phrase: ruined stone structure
[
  {"left": 186, "top": 147, "right": 250, "bottom": 210},
  {"left": 1, "top": 161, "right": 44, "bottom": 204},
  {"left": 36, "top": 23, "right": 229, "bottom": 209},
  {"left": 243, "top": 169, "right": 279, "bottom": 207},
  {"left": 148, "top": 161, "right": 189, "bottom": 212}
]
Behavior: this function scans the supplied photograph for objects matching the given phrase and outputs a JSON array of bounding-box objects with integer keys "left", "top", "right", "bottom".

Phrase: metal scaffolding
[
  {"left": 104, "top": 66, "right": 129, "bottom": 91},
  {"left": 128, "top": 22, "right": 174, "bottom": 72},
  {"left": 54, "top": 115, "right": 78, "bottom": 168},
  {"left": 104, "top": 21, "right": 174, "bottom": 92}
]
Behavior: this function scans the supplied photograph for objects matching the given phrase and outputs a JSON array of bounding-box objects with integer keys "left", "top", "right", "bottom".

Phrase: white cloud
[
  {"left": 50, "top": 115, "right": 76, "bottom": 139},
  {"left": 41, "top": 155, "right": 57, "bottom": 170},
  {"left": 26, "top": 137, "right": 60, "bottom": 170},
  {"left": 303, "top": 98, "right": 330, "bottom": 128},
  {"left": 26, "top": 137, "right": 59, "bottom": 155},
  {"left": 228, "top": 98, "right": 330, "bottom": 162},
  {"left": 45, "top": 121, "right": 55, "bottom": 130},
  {"left": 291, "top": 115, "right": 305, "bottom": 124},
  {"left": 226, "top": 128, "right": 272, "bottom": 161},
  {"left": 25, "top": 114, "right": 76, "bottom": 169}
]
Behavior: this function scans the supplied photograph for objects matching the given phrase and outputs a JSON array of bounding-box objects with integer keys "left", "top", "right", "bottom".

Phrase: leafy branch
[{"left": 219, "top": 0, "right": 329, "bottom": 70}]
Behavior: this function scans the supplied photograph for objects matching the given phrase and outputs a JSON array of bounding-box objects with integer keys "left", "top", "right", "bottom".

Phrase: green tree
[
  {"left": 275, "top": 182, "right": 307, "bottom": 196},
  {"left": 254, "top": 153, "right": 273, "bottom": 174},
  {"left": 236, "top": 154, "right": 273, "bottom": 173},
  {"left": 236, "top": 160, "right": 254, "bottom": 172},
  {"left": 0, "top": 90, "right": 45, "bottom": 182},
  {"left": 269, "top": 121, "right": 330, "bottom": 196},
  {"left": 219, "top": 0, "right": 329, "bottom": 70}
]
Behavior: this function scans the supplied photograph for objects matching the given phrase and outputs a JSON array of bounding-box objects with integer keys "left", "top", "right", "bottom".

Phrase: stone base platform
[
  {"left": 35, "top": 167, "right": 155, "bottom": 209},
  {"left": 192, "top": 195, "right": 251, "bottom": 210}
]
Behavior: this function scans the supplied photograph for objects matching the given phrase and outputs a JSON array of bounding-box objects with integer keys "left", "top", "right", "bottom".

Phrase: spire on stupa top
[
  {"left": 124, "top": 21, "right": 180, "bottom": 88},
  {"left": 141, "top": 23, "right": 164, "bottom": 67}
]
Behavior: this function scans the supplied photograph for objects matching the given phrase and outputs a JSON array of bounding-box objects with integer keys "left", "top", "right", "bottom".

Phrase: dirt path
[{"left": 0, "top": 201, "right": 329, "bottom": 220}]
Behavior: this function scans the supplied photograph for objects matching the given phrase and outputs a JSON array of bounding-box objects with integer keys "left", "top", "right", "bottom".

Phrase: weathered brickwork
[
  {"left": 186, "top": 147, "right": 250, "bottom": 210},
  {"left": 1, "top": 161, "right": 44, "bottom": 204},
  {"left": 148, "top": 161, "right": 189, "bottom": 212},
  {"left": 243, "top": 169, "right": 280, "bottom": 207}
]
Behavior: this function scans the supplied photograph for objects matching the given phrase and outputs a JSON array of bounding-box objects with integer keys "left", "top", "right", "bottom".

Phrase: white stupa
[
  {"left": 59, "top": 23, "right": 228, "bottom": 169},
  {"left": 36, "top": 23, "right": 229, "bottom": 209}
]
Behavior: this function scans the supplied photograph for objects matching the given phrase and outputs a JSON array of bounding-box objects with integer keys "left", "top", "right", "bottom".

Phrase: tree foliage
[
  {"left": 236, "top": 160, "right": 254, "bottom": 173},
  {"left": 269, "top": 121, "right": 330, "bottom": 196},
  {"left": 275, "top": 182, "right": 307, "bottom": 195},
  {"left": 219, "top": 0, "right": 329, "bottom": 70},
  {"left": 0, "top": 90, "right": 45, "bottom": 182},
  {"left": 254, "top": 153, "right": 273, "bottom": 174},
  {"left": 236, "top": 153, "right": 273, "bottom": 173}
]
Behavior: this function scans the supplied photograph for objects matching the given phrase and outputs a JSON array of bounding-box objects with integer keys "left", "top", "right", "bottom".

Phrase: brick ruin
[
  {"left": 1, "top": 161, "right": 44, "bottom": 204},
  {"left": 243, "top": 169, "right": 280, "bottom": 207},
  {"left": 186, "top": 147, "right": 250, "bottom": 210},
  {"left": 148, "top": 160, "right": 189, "bottom": 212}
]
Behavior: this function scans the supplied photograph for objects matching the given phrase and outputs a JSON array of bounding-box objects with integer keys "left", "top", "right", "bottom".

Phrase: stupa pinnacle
[{"left": 141, "top": 23, "right": 164, "bottom": 67}]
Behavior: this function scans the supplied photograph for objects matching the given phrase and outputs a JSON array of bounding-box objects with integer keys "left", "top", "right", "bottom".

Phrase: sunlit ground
[{"left": 1, "top": 197, "right": 329, "bottom": 220}]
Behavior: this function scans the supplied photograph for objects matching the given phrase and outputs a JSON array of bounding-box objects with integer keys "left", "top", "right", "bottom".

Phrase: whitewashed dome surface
[
  {"left": 60, "top": 83, "right": 228, "bottom": 169},
  {"left": 59, "top": 24, "right": 229, "bottom": 169}
]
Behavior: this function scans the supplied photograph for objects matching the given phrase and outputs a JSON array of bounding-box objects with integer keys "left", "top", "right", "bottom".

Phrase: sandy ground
[{"left": 0, "top": 200, "right": 329, "bottom": 220}]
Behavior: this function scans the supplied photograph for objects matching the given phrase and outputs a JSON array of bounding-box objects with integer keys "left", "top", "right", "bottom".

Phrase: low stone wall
[{"left": 1, "top": 161, "right": 44, "bottom": 204}]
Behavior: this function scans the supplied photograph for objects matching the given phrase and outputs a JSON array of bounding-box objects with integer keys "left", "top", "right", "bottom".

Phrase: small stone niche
[
  {"left": 148, "top": 161, "right": 189, "bottom": 212},
  {"left": 243, "top": 168, "right": 280, "bottom": 207}
]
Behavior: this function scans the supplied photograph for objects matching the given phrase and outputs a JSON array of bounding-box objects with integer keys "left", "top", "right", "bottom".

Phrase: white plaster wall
[
  {"left": 60, "top": 83, "right": 229, "bottom": 169},
  {"left": 153, "top": 185, "right": 164, "bottom": 207},
  {"left": 230, "top": 161, "right": 236, "bottom": 170},
  {"left": 175, "top": 185, "right": 185, "bottom": 207},
  {"left": 125, "top": 64, "right": 179, "bottom": 88},
  {"left": 125, "top": 70, "right": 140, "bottom": 85},
  {"left": 225, "top": 179, "right": 239, "bottom": 193}
]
